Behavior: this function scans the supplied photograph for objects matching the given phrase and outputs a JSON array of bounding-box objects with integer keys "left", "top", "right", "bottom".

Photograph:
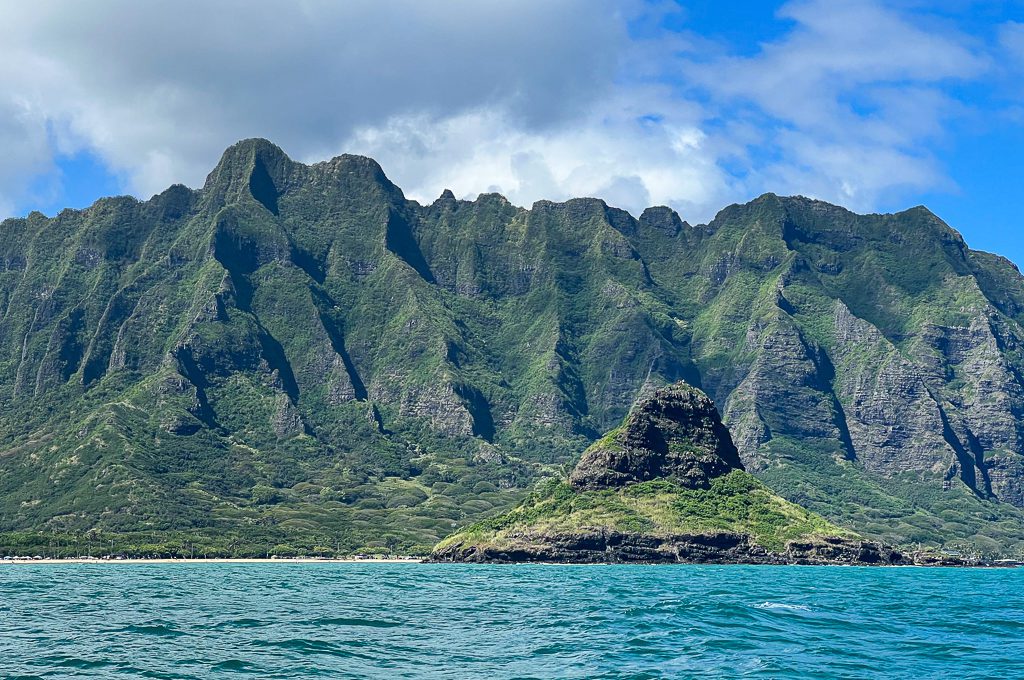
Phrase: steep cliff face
[
  {"left": 634, "top": 197, "right": 1024, "bottom": 553},
  {"left": 830, "top": 300, "right": 953, "bottom": 475},
  {"left": 0, "top": 139, "right": 1023, "bottom": 554}
]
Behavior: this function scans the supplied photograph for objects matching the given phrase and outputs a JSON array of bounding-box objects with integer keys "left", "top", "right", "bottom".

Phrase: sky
[{"left": 1, "top": 0, "right": 1023, "bottom": 263}]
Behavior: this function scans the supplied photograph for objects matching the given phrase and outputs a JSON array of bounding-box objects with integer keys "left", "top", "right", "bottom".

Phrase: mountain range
[{"left": 1, "top": 138, "right": 1022, "bottom": 556}]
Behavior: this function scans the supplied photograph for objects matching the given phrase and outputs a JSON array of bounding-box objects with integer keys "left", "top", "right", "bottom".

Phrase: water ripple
[{"left": 1, "top": 564, "right": 1023, "bottom": 678}]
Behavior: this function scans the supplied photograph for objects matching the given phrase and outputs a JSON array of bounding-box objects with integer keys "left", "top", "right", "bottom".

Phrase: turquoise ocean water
[{"left": 1, "top": 563, "right": 1022, "bottom": 678}]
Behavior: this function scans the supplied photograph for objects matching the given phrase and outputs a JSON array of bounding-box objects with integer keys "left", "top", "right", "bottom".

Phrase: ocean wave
[{"left": 753, "top": 602, "right": 811, "bottom": 611}]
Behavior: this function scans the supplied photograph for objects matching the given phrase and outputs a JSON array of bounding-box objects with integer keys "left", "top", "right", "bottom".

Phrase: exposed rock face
[
  {"left": 987, "top": 453, "right": 1024, "bottom": 506},
  {"left": 830, "top": 300, "right": 954, "bottom": 474},
  {"left": 397, "top": 381, "right": 476, "bottom": 437},
  {"left": 432, "top": 529, "right": 905, "bottom": 566},
  {"left": 723, "top": 307, "right": 844, "bottom": 471},
  {"left": 569, "top": 382, "right": 743, "bottom": 489}
]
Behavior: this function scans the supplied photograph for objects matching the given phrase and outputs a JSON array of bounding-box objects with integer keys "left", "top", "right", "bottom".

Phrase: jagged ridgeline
[{"left": 1, "top": 138, "right": 1023, "bottom": 556}]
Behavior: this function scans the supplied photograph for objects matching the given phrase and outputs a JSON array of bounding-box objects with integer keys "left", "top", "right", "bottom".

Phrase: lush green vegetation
[
  {"left": 758, "top": 437, "right": 1024, "bottom": 558},
  {"left": 437, "top": 470, "right": 849, "bottom": 554},
  {"left": 0, "top": 140, "right": 1023, "bottom": 555}
]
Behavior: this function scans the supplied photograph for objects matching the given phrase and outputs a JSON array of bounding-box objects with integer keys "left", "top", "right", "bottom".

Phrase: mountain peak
[
  {"left": 202, "top": 138, "right": 295, "bottom": 214},
  {"left": 430, "top": 188, "right": 458, "bottom": 208},
  {"left": 211, "top": 138, "right": 291, "bottom": 173},
  {"left": 639, "top": 206, "right": 686, "bottom": 236},
  {"left": 321, "top": 152, "right": 386, "bottom": 173},
  {"left": 569, "top": 381, "right": 744, "bottom": 490}
]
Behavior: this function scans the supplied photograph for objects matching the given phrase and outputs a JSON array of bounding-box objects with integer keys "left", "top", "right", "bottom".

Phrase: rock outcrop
[{"left": 569, "top": 382, "right": 743, "bottom": 490}]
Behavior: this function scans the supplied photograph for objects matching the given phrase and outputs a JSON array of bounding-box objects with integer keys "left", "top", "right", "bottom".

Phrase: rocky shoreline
[
  {"left": 431, "top": 531, "right": 1016, "bottom": 566},
  {"left": 431, "top": 530, "right": 909, "bottom": 566}
]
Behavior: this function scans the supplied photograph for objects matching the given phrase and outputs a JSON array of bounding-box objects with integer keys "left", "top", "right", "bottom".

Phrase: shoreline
[
  {"left": 1, "top": 556, "right": 1019, "bottom": 567},
  {"left": 1, "top": 557, "right": 424, "bottom": 565}
]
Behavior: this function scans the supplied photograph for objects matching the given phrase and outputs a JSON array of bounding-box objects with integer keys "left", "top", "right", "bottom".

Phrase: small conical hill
[{"left": 433, "top": 382, "right": 902, "bottom": 564}]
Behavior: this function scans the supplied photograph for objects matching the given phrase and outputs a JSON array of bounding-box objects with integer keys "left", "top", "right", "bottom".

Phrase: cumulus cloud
[
  {"left": 343, "top": 96, "right": 734, "bottom": 217},
  {"left": 0, "top": 0, "right": 1009, "bottom": 224},
  {"left": 0, "top": 98, "right": 52, "bottom": 218},
  {"left": 0, "top": 0, "right": 630, "bottom": 208}
]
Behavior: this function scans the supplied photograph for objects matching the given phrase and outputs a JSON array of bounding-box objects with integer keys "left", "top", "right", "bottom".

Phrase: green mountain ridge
[{"left": 1, "top": 137, "right": 1022, "bottom": 557}]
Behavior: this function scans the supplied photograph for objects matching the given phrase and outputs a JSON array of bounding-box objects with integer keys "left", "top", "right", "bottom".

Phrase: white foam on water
[{"left": 753, "top": 602, "right": 811, "bottom": 611}]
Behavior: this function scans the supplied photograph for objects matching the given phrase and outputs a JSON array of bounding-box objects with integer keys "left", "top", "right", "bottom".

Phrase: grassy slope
[
  {"left": 437, "top": 470, "right": 850, "bottom": 555},
  {"left": 757, "top": 437, "right": 1024, "bottom": 556}
]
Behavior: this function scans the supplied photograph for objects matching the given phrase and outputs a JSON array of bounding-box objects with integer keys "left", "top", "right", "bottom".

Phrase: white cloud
[
  {"left": 0, "top": 94, "right": 56, "bottom": 217},
  {"left": 0, "top": 0, "right": 1007, "bottom": 224},
  {"left": 343, "top": 100, "right": 734, "bottom": 218},
  {"left": 679, "top": 0, "right": 986, "bottom": 212},
  {"left": 0, "top": 0, "right": 631, "bottom": 208}
]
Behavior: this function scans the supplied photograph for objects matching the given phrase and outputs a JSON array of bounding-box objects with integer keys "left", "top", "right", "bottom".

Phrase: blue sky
[
  {"left": 2, "top": 1, "right": 1023, "bottom": 264},
  {"left": 660, "top": 0, "right": 1024, "bottom": 262}
]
